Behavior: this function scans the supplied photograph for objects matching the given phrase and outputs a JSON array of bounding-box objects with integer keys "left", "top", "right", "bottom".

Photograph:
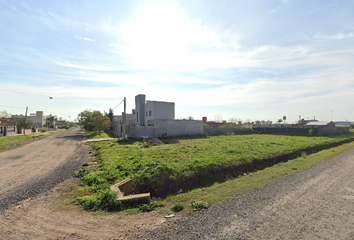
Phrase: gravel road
[
  {"left": 0, "top": 128, "right": 88, "bottom": 211},
  {"left": 135, "top": 146, "right": 354, "bottom": 239},
  {"left": 0, "top": 130, "right": 353, "bottom": 239}
]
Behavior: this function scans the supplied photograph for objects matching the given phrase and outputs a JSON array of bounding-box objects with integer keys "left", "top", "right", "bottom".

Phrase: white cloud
[
  {"left": 74, "top": 35, "right": 94, "bottom": 42},
  {"left": 118, "top": 1, "right": 238, "bottom": 71},
  {"left": 314, "top": 32, "right": 354, "bottom": 40}
]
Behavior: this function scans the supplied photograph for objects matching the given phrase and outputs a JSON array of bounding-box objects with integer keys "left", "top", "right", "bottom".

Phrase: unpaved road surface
[
  {"left": 0, "top": 131, "right": 353, "bottom": 239},
  {"left": 0, "top": 128, "right": 88, "bottom": 211},
  {"left": 136, "top": 146, "right": 354, "bottom": 239}
]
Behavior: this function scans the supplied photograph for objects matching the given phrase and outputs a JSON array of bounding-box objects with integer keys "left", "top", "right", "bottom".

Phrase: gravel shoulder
[
  {"left": 135, "top": 145, "right": 354, "bottom": 240},
  {"left": 0, "top": 132, "right": 353, "bottom": 239},
  {"left": 0, "top": 128, "right": 88, "bottom": 211}
]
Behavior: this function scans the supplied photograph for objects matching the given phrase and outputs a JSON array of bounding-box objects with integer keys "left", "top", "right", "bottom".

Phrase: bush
[
  {"left": 309, "top": 129, "right": 315, "bottom": 136},
  {"left": 139, "top": 202, "right": 156, "bottom": 212},
  {"left": 171, "top": 203, "right": 184, "bottom": 212},
  {"left": 77, "top": 190, "right": 125, "bottom": 211},
  {"left": 190, "top": 200, "right": 208, "bottom": 211}
]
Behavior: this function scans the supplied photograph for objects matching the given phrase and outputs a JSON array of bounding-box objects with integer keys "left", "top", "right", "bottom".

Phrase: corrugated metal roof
[{"left": 305, "top": 121, "right": 331, "bottom": 126}]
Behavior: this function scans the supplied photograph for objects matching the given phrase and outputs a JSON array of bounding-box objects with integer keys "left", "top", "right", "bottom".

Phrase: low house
[
  {"left": 113, "top": 111, "right": 136, "bottom": 137},
  {"left": 334, "top": 121, "right": 354, "bottom": 127},
  {"left": 12, "top": 111, "right": 46, "bottom": 128},
  {"left": 303, "top": 121, "right": 335, "bottom": 129},
  {"left": 0, "top": 118, "right": 18, "bottom": 135},
  {"left": 303, "top": 121, "right": 348, "bottom": 135},
  {"left": 202, "top": 117, "right": 226, "bottom": 128}
]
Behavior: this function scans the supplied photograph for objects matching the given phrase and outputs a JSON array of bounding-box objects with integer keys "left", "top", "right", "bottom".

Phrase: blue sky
[{"left": 0, "top": 0, "right": 353, "bottom": 123}]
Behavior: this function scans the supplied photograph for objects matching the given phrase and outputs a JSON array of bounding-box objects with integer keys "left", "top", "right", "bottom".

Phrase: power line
[
  {"left": 112, "top": 99, "right": 124, "bottom": 110},
  {"left": 0, "top": 105, "right": 25, "bottom": 110},
  {"left": 0, "top": 89, "right": 53, "bottom": 99}
]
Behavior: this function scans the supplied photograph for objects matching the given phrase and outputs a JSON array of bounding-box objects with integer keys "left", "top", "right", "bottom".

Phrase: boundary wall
[{"left": 127, "top": 120, "right": 203, "bottom": 138}]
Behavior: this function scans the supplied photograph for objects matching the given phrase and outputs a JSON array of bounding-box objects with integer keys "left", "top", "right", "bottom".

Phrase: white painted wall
[{"left": 144, "top": 101, "right": 175, "bottom": 126}]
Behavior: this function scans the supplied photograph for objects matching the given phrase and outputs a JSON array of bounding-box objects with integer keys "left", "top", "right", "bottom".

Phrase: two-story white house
[{"left": 135, "top": 94, "right": 175, "bottom": 126}]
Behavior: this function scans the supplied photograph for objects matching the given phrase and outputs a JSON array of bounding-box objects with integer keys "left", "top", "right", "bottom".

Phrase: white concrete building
[
  {"left": 145, "top": 100, "right": 175, "bottom": 126},
  {"left": 134, "top": 94, "right": 175, "bottom": 126},
  {"left": 12, "top": 111, "right": 45, "bottom": 128}
]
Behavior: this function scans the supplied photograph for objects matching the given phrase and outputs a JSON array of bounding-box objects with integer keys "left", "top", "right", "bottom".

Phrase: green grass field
[{"left": 75, "top": 132, "right": 354, "bottom": 211}]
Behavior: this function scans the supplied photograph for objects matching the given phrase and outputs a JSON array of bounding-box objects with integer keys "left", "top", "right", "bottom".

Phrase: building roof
[{"left": 305, "top": 121, "right": 332, "bottom": 126}]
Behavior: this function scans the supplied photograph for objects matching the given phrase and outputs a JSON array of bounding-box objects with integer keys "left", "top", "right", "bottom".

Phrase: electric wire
[{"left": 112, "top": 99, "right": 124, "bottom": 110}]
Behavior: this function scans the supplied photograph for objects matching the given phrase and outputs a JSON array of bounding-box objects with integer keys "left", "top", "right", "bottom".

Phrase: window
[{"left": 149, "top": 111, "right": 152, "bottom": 116}]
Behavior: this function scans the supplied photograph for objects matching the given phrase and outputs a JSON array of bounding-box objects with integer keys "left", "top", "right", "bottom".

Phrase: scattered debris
[{"left": 164, "top": 214, "right": 175, "bottom": 219}]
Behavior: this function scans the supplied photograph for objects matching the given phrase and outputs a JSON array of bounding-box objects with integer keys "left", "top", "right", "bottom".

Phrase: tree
[
  {"left": 77, "top": 110, "right": 110, "bottom": 135},
  {"left": 77, "top": 109, "right": 95, "bottom": 131},
  {"left": 277, "top": 119, "right": 283, "bottom": 124},
  {"left": 214, "top": 114, "right": 223, "bottom": 123},
  {"left": 15, "top": 118, "right": 33, "bottom": 135},
  {"left": 93, "top": 112, "right": 111, "bottom": 136},
  {"left": 0, "top": 110, "right": 11, "bottom": 118},
  {"left": 187, "top": 116, "right": 194, "bottom": 120},
  {"left": 229, "top": 118, "right": 238, "bottom": 123},
  {"left": 105, "top": 108, "right": 114, "bottom": 123},
  {"left": 283, "top": 116, "right": 286, "bottom": 124},
  {"left": 46, "top": 114, "right": 57, "bottom": 128}
]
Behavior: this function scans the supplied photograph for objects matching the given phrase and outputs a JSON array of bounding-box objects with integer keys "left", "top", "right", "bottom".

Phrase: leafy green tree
[
  {"left": 77, "top": 110, "right": 110, "bottom": 135},
  {"left": 77, "top": 109, "right": 95, "bottom": 131},
  {"left": 105, "top": 108, "right": 114, "bottom": 123},
  {"left": 15, "top": 118, "right": 33, "bottom": 135},
  {"left": 93, "top": 112, "right": 111, "bottom": 136}
]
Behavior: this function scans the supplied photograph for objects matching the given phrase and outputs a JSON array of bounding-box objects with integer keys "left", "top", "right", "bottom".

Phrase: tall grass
[{"left": 77, "top": 132, "right": 354, "bottom": 209}]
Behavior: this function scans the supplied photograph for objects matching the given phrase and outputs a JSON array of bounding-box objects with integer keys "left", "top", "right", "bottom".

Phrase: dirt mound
[{"left": 150, "top": 138, "right": 164, "bottom": 145}]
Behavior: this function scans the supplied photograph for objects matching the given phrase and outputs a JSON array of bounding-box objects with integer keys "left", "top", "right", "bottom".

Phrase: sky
[{"left": 0, "top": 0, "right": 353, "bottom": 123}]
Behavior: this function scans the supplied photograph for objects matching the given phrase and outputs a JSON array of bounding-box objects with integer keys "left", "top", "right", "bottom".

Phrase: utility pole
[
  {"left": 122, "top": 97, "right": 126, "bottom": 139},
  {"left": 331, "top": 110, "right": 333, "bottom": 122},
  {"left": 24, "top": 106, "right": 28, "bottom": 135}
]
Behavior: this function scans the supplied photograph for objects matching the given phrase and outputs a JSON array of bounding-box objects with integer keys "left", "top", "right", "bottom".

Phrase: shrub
[
  {"left": 139, "top": 202, "right": 156, "bottom": 212},
  {"left": 190, "top": 200, "right": 208, "bottom": 211},
  {"left": 309, "top": 129, "right": 315, "bottom": 136},
  {"left": 77, "top": 190, "right": 125, "bottom": 211},
  {"left": 171, "top": 203, "right": 184, "bottom": 212}
]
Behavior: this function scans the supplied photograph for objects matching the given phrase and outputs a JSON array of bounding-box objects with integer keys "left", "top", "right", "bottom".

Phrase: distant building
[
  {"left": 135, "top": 94, "right": 175, "bottom": 126},
  {"left": 202, "top": 117, "right": 226, "bottom": 128},
  {"left": 303, "top": 121, "right": 335, "bottom": 129},
  {"left": 113, "top": 94, "right": 202, "bottom": 138},
  {"left": 12, "top": 111, "right": 45, "bottom": 128},
  {"left": 334, "top": 121, "right": 353, "bottom": 127},
  {"left": 113, "top": 111, "right": 136, "bottom": 137}
]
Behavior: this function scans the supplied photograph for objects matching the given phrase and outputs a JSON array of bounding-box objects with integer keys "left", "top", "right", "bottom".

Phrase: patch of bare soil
[
  {"left": 150, "top": 138, "right": 164, "bottom": 145},
  {"left": 0, "top": 178, "right": 176, "bottom": 240}
]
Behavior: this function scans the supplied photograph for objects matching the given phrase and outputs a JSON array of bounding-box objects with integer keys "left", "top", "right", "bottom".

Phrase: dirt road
[
  {"left": 137, "top": 145, "right": 354, "bottom": 239},
  {"left": 0, "top": 131, "right": 353, "bottom": 239},
  {"left": 0, "top": 128, "right": 88, "bottom": 211}
]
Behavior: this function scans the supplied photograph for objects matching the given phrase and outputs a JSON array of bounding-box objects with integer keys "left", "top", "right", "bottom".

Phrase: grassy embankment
[
  {"left": 0, "top": 129, "right": 66, "bottom": 153},
  {"left": 75, "top": 131, "right": 354, "bottom": 211}
]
